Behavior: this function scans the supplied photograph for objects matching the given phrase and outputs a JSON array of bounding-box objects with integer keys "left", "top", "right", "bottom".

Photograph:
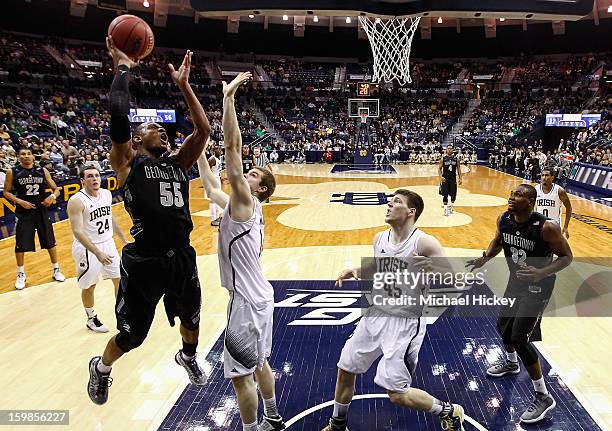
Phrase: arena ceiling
[{"left": 74, "top": 0, "right": 612, "bottom": 31}]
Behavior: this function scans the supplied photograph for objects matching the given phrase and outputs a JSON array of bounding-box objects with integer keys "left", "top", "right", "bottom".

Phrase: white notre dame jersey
[
  {"left": 535, "top": 183, "right": 562, "bottom": 224},
  {"left": 71, "top": 189, "right": 114, "bottom": 244},
  {"left": 218, "top": 196, "right": 274, "bottom": 306},
  {"left": 371, "top": 228, "right": 428, "bottom": 318}
]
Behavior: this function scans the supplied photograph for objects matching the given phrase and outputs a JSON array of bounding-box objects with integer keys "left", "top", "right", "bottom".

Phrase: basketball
[{"left": 107, "top": 14, "right": 154, "bottom": 60}]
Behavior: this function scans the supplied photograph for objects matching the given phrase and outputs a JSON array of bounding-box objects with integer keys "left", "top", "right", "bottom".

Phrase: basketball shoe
[
  {"left": 15, "top": 272, "right": 26, "bottom": 290},
  {"left": 320, "top": 417, "right": 347, "bottom": 431},
  {"left": 520, "top": 392, "right": 556, "bottom": 423},
  {"left": 440, "top": 404, "right": 465, "bottom": 430},
  {"left": 486, "top": 360, "right": 520, "bottom": 377},
  {"left": 87, "top": 316, "right": 109, "bottom": 333},
  {"left": 258, "top": 414, "right": 286, "bottom": 430},
  {"left": 174, "top": 350, "right": 207, "bottom": 385},
  {"left": 87, "top": 356, "right": 113, "bottom": 405},
  {"left": 52, "top": 268, "right": 66, "bottom": 282}
]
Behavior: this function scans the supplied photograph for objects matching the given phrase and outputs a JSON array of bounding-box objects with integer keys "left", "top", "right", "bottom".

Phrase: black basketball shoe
[{"left": 87, "top": 356, "right": 113, "bottom": 405}]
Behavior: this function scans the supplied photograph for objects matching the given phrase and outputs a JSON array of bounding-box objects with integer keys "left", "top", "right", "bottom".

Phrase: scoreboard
[
  {"left": 545, "top": 113, "right": 601, "bottom": 128},
  {"left": 358, "top": 83, "right": 370, "bottom": 97},
  {"left": 129, "top": 108, "right": 176, "bottom": 123}
]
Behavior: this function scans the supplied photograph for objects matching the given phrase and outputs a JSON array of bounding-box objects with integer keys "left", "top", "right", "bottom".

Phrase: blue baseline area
[{"left": 159, "top": 280, "right": 601, "bottom": 431}]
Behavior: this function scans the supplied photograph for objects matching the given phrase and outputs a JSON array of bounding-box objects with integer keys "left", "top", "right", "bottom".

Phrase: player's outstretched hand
[
  {"left": 168, "top": 50, "right": 192, "bottom": 89},
  {"left": 335, "top": 268, "right": 359, "bottom": 287},
  {"left": 466, "top": 251, "right": 488, "bottom": 271},
  {"left": 222, "top": 71, "right": 252, "bottom": 99},
  {"left": 106, "top": 36, "right": 138, "bottom": 70}
]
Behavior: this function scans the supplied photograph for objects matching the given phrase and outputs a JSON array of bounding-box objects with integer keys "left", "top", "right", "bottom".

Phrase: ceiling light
[
  {"left": 313, "top": 15, "right": 319, "bottom": 22},
  {"left": 248, "top": 14, "right": 254, "bottom": 18},
  {"left": 346, "top": 16, "right": 351, "bottom": 24},
  {"left": 608, "top": 5, "right": 612, "bottom": 12},
  {"left": 143, "top": 0, "right": 149, "bottom": 7},
  {"left": 437, "top": 17, "right": 443, "bottom": 24},
  {"left": 282, "top": 14, "right": 288, "bottom": 21}
]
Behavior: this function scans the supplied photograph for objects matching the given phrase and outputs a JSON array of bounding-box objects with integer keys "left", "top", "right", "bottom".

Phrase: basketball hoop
[
  {"left": 358, "top": 16, "right": 421, "bottom": 86},
  {"left": 359, "top": 112, "right": 369, "bottom": 124}
]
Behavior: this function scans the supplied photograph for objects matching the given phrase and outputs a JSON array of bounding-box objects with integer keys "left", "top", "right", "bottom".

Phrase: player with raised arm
[
  {"left": 87, "top": 38, "right": 211, "bottom": 405},
  {"left": 197, "top": 72, "right": 282, "bottom": 431}
]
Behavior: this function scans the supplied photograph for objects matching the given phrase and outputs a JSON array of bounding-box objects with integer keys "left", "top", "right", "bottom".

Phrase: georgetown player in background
[
  {"left": 68, "top": 165, "right": 127, "bottom": 333},
  {"left": 87, "top": 39, "right": 211, "bottom": 405},
  {"left": 439, "top": 145, "right": 463, "bottom": 216},
  {"left": 3, "top": 147, "right": 66, "bottom": 289},
  {"left": 323, "top": 189, "right": 466, "bottom": 431},
  {"left": 535, "top": 168, "right": 572, "bottom": 238},
  {"left": 197, "top": 72, "right": 282, "bottom": 431},
  {"left": 467, "top": 184, "right": 573, "bottom": 424}
]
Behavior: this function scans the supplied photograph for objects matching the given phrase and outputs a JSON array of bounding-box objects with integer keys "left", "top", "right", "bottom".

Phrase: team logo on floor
[{"left": 330, "top": 192, "right": 392, "bottom": 205}]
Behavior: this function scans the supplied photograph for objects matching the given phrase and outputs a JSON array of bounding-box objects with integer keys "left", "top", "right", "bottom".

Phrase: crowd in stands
[
  {"left": 261, "top": 60, "right": 336, "bottom": 87},
  {"left": 462, "top": 85, "right": 594, "bottom": 148},
  {"left": 1, "top": 30, "right": 611, "bottom": 189},
  {"left": 510, "top": 54, "right": 603, "bottom": 90},
  {"left": 411, "top": 61, "right": 464, "bottom": 88}
]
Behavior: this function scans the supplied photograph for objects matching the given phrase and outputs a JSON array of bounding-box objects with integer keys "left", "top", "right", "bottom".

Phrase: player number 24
[
  {"left": 96, "top": 219, "right": 110, "bottom": 235},
  {"left": 159, "top": 181, "right": 184, "bottom": 208}
]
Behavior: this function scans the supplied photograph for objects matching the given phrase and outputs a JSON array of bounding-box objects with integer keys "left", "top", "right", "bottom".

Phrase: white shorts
[
  {"left": 224, "top": 291, "right": 273, "bottom": 378},
  {"left": 72, "top": 239, "right": 120, "bottom": 290},
  {"left": 337, "top": 309, "right": 426, "bottom": 393}
]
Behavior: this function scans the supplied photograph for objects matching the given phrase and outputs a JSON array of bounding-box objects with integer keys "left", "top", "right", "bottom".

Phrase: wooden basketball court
[{"left": 1, "top": 164, "right": 610, "bottom": 430}]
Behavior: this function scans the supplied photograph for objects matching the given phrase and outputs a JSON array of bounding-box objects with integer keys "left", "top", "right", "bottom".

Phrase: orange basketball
[{"left": 107, "top": 14, "right": 154, "bottom": 60}]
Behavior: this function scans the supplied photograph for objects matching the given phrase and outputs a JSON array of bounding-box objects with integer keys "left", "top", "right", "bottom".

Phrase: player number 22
[
  {"left": 510, "top": 247, "right": 527, "bottom": 267},
  {"left": 25, "top": 184, "right": 39, "bottom": 196},
  {"left": 159, "top": 182, "right": 184, "bottom": 208}
]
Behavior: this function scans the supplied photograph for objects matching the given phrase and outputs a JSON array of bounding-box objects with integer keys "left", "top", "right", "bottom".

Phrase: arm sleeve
[{"left": 109, "top": 65, "right": 132, "bottom": 143}]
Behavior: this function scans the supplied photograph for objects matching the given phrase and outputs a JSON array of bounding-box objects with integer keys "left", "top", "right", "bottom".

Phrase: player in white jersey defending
[
  {"left": 67, "top": 165, "right": 127, "bottom": 333},
  {"left": 197, "top": 72, "right": 282, "bottom": 431},
  {"left": 208, "top": 146, "right": 223, "bottom": 226},
  {"left": 535, "top": 168, "right": 572, "bottom": 238},
  {"left": 322, "top": 189, "right": 465, "bottom": 431}
]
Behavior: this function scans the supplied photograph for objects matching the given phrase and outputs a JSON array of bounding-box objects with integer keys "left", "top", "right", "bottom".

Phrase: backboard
[{"left": 348, "top": 99, "right": 380, "bottom": 120}]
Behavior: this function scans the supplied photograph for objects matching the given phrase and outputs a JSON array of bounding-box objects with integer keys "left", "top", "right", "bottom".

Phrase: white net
[{"left": 358, "top": 16, "right": 421, "bottom": 86}]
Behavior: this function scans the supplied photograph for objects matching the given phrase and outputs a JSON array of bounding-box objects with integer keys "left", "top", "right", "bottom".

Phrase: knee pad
[{"left": 115, "top": 331, "right": 146, "bottom": 353}]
